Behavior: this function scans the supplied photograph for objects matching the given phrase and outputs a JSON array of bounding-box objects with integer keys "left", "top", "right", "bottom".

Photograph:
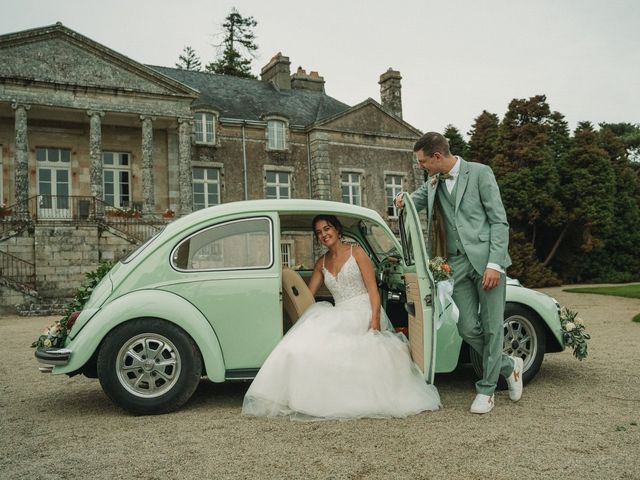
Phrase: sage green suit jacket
[{"left": 411, "top": 158, "right": 511, "bottom": 275}]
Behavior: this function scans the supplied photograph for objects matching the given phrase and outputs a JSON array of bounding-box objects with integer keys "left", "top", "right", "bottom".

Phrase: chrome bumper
[{"left": 35, "top": 347, "right": 72, "bottom": 371}]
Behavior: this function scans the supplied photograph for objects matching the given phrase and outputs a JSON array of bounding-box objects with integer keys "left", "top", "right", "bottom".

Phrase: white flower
[
  {"left": 565, "top": 322, "right": 576, "bottom": 332},
  {"left": 43, "top": 339, "right": 52, "bottom": 347},
  {"left": 575, "top": 317, "right": 584, "bottom": 326}
]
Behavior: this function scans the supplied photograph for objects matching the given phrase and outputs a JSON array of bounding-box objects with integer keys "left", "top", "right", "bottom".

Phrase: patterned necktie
[{"left": 439, "top": 173, "right": 454, "bottom": 182}]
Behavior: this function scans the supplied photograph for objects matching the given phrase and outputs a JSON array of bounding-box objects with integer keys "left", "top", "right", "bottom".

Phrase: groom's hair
[
  {"left": 413, "top": 132, "right": 451, "bottom": 156},
  {"left": 312, "top": 215, "right": 343, "bottom": 237}
]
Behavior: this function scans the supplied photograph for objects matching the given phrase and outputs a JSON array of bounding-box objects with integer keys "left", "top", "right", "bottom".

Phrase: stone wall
[
  {"left": 194, "top": 124, "right": 311, "bottom": 204},
  {"left": 34, "top": 225, "right": 100, "bottom": 297}
]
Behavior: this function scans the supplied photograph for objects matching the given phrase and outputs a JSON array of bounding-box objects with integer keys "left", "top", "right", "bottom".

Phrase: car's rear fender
[
  {"left": 53, "top": 289, "right": 226, "bottom": 381},
  {"left": 506, "top": 287, "right": 564, "bottom": 351}
]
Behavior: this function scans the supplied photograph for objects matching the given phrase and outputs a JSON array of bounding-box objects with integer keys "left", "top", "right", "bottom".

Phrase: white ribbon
[{"left": 436, "top": 280, "right": 459, "bottom": 330}]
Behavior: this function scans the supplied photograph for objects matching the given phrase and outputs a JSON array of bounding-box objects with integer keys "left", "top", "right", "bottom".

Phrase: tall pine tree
[
  {"left": 491, "top": 95, "right": 563, "bottom": 286},
  {"left": 467, "top": 110, "right": 500, "bottom": 166},
  {"left": 550, "top": 122, "right": 616, "bottom": 281},
  {"left": 573, "top": 124, "right": 640, "bottom": 282},
  {"left": 206, "top": 8, "right": 258, "bottom": 78},
  {"left": 175, "top": 46, "right": 202, "bottom": 71},
  {"left": 443, "top": 124, "right": 469, "bottom": 158}
]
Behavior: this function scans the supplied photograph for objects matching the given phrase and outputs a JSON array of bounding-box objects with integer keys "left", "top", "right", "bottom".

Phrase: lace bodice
[{"left": 323, "top": 252, "right": 368, "bottom": 304}]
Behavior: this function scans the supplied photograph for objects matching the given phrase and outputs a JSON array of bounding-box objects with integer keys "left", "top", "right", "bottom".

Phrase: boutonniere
[{"left": 429, "top": 175, "right": 439, "bottom": 187}]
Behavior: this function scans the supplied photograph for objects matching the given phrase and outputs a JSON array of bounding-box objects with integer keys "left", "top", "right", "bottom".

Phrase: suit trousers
[{"left": 449, "top": 253, "right": 514, "bottom": 395}]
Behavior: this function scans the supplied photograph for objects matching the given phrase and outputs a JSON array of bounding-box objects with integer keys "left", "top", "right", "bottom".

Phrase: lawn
[
  {"left": 564, "top": 284, "right": 640, "bottom": 322},
  {"left": 564, "top": 284, "right": 640, "bottom": 299}
]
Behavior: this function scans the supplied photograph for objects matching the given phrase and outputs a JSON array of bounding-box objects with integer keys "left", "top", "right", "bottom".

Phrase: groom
[{"left": 396, "top": 132, "right": 523, "bottom": 414}]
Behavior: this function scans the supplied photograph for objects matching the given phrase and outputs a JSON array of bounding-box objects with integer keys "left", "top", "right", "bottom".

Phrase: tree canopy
[
  {"left": 175, "top": 46, "right": 202, "bottom": 71},
  {"left": 452, "top": 97, "right": 640, "bottom": 286},
  {"left": 206, "top": 8, "right": 258, "bottom": 78}
]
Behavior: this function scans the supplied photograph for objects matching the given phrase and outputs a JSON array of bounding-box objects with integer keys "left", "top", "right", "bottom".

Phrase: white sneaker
[
  {"left": 470, "top": 394, "right": 494, "bottom": 414},
  {"left": 506, "top": 356, "right": 524, "bottom": 402}
]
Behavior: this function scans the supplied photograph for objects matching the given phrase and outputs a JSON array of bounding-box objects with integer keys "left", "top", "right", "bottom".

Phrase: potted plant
[{"left": 0, "top": 203, "right": 12, "bottom": 217}]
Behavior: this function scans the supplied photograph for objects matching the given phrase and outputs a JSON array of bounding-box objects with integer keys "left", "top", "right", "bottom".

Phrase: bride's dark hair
[{"left": 312, "top": 215, "right": 343, "bottom": 237}]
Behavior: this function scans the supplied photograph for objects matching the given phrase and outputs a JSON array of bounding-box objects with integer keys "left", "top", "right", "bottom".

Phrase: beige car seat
[{"left": 282, "top": 267, "right": 315, "bottom": 329}]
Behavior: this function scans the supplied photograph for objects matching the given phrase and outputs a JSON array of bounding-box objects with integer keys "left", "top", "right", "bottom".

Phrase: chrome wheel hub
[
  {"left": 503, "top": 315, "right": 538, "bottom": 372},
  {"left": 116, "top": 333, "right": 181, "bottom": 398}
]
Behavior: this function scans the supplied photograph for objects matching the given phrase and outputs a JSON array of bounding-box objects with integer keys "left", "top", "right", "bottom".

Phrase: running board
[{"left": 225, "top": 368, "right": 260, "bottom": 381}]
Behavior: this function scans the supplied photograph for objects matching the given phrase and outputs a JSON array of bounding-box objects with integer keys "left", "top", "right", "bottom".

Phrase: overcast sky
[{"left": 2, "top": 0, "right": 639, "bottom": 137}]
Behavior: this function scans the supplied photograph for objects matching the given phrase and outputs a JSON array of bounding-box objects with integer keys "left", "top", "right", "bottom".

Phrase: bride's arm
[
  {"left": 353, "top": 246, "right": 381, "bottom": 331},
  {"left": 307, "top": 256, "right": 325, "bottom": 297}
]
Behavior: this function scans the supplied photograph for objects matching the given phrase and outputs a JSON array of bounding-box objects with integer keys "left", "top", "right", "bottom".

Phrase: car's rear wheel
[
  {"left": 470, "top": 303, "right": 546, "bottom": 387},
  {"left": 97, "top": 318, "right": 202, "bottom": 415}
]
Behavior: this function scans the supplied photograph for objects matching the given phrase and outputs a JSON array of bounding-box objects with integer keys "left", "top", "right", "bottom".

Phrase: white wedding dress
[{"left": 242, "top": 249, "right": 441, "bottom": 420}]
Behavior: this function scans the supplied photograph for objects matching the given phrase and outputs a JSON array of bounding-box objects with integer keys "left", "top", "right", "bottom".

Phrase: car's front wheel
[
  {"left": 470, "top": 303, "right": 546, "bottom": 386},
  {"left": 97, "top": 318, "right": 202, "bottom": 415}
]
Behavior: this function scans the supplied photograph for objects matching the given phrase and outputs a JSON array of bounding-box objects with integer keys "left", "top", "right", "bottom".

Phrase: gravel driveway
[{"left": 1, "top": 286, "right": 639, "bottom": 480}]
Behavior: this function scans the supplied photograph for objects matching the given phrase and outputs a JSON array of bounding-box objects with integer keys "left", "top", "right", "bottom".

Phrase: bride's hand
[{"left": 369, "top": 316, "right": 381, "bottom": 331}]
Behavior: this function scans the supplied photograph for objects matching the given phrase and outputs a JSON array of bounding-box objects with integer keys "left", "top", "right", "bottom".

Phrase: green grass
[
  {"left": 564, "top": 284, "right": 640, "bottom": 323},
  {"left": 563, "top": 284, "right": 640, "bottom": 299}
]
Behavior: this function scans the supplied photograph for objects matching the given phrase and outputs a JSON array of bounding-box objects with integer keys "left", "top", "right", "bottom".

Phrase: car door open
[{"left": 399, "top": 194, "right": 437, "bottom": 384}]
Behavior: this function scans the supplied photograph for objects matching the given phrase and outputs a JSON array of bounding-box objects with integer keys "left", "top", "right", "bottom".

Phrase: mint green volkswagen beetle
[{"left": 35, "top": 198, "right": 565, "bottom": 414}]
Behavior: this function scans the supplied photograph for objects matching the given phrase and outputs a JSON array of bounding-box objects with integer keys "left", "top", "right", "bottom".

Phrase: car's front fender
[
  {"left": 53, "top": 289, "right": 226, "bottom": 381},
  {"left": 506, "top": 286, "right": 564, "bottom": 350}
]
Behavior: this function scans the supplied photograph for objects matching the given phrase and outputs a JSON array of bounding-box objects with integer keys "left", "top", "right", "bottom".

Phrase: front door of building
[{"left": 38, "top": 166, "right": 71, "bottom": 219}]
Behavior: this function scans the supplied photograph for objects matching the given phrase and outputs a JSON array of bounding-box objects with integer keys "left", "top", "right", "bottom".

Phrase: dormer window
[
  {"left": 194, "top": 112, "right": 216, "bottom": 144},
  {"left": 266, "top": 119, "right": 287, "bottom": 150}
]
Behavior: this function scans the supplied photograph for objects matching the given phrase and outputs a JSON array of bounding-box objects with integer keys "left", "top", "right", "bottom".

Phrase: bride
[{"left": 242, "top": 215, "right": 441, "bottom": 420}]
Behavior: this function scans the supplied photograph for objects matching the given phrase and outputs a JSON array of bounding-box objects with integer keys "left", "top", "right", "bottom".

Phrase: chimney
[
  {"left": 261, "top": 52, "right": 291, "bottom": 90},
  {"left": 291, "top": 66, "right": 325, "bottom": 92},
  {"left": 379, "top": 68, "right": 402, "bottom": 119}
]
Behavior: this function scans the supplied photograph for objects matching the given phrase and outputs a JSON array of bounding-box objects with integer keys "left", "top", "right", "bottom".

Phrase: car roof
[{"left": 165, "top": 199, "right": 387, "bottom": 232}]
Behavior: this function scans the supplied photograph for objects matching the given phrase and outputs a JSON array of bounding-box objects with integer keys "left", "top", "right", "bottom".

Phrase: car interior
[{"left": 278, "top": 213, "right": 412, "bottom": 341}]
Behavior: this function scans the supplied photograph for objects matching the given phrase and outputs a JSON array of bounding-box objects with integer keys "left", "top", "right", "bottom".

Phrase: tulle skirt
[{"left": 242, "top": 293, "right": 441, "bottom": 420}]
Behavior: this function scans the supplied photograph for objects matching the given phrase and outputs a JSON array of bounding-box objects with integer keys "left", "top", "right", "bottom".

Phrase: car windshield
[{"left": 359, "top": 220, "right": 400, "bottom": 262}]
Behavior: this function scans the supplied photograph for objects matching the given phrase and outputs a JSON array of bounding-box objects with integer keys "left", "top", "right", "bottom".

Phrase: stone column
[
  {"left": 177, "top": 117, "right": 193, "bottom": 216},
  {"left": 309, "top": 130, "right": 331, "bottom": 259},
  {"left": 88, "top": 110, "right": 105, "bottom": 218},
  {"left": 12, "top": 102, "right": 30, "bottom": 220},
  {"left": 308, "top": 131, "right": 331, "bottom": 200},
  {"left": 140, "top": 115, "right": 156, "bottom": 218}
]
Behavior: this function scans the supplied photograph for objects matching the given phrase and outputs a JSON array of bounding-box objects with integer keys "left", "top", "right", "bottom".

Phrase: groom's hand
[
  {"left": 394, "top": 193, "right": 405, "bottom": 209},
  {"left": 482, "top": 268, "right": 501, "bottom": 290}
]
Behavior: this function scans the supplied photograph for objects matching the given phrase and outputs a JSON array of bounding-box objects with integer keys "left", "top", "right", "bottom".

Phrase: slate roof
[{"left": 149, "top": 66, "right": 350, "bottom": 127}]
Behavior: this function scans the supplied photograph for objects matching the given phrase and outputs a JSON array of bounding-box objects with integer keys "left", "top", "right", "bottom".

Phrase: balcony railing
[
  {"left": 1, "top": 196, "right": 164, "bottom": 243},
  {"left": 94, "top": 198, "right": 163, "bottom": 243},
  {"left": 0, "top": 250, "right": 36, "bottom": 288}
]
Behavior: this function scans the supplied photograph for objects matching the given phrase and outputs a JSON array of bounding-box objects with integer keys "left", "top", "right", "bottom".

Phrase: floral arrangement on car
[
  {"left": 428, "top": 257, "right": 458, "bottom": 329},
  {"left": 428, "top": 256, "right": 452, "bottom": 282},
  {"left": 559, "top": 307, "right": 590, "bottom": 360},
  {"left": 32, "top": 261, "right": 114, "bottom": 349},
  {"left": 162, "top": 208, "right": 175, "bottom": 219}
]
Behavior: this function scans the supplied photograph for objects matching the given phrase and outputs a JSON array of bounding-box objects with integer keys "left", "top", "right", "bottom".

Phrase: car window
[{"left": 172, "top": 217, "right": 273, "bottom": 271}]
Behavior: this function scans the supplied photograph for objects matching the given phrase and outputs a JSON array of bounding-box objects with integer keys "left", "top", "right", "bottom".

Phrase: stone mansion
[{"left": 0, "top": 22, "right": 424, "bottom": 311}]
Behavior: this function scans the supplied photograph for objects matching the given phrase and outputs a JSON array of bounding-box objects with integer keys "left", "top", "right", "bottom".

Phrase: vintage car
[{"left": 35, "top": 197, "right": 565, "bottom": 414}]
